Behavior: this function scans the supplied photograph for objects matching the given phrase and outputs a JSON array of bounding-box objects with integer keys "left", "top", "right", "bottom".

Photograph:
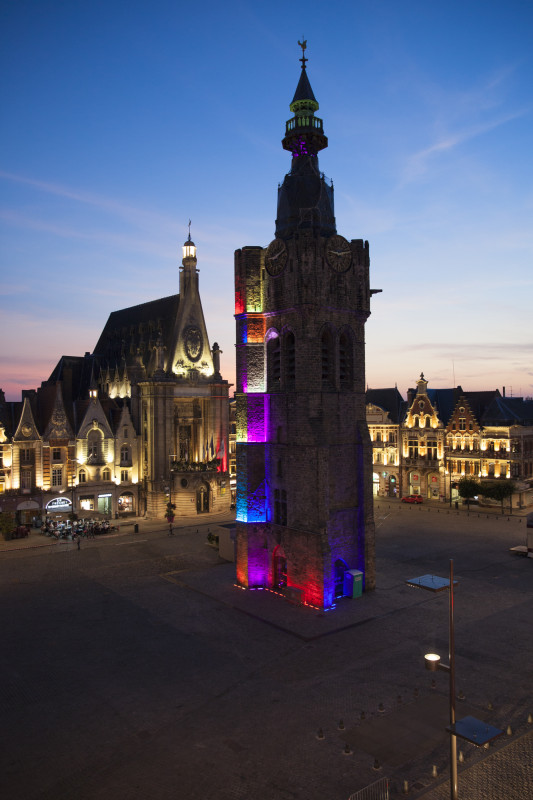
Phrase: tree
[
  {"left": 479, "top": 481, "right": 516, "bottom": 515},
  {"left": 457, "top": 478, "right": 481, "bottom": 511},
  {"left": 0, "top": 511, "right": 16, "bottom": 541}
]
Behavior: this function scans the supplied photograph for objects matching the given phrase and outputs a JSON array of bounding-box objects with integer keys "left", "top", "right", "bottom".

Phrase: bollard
[
  {"left": 432, "top": 765, "right": 438, "bottom": 778},
  {"left": 459, "top": 751, "right": 464, "bottom": 763},
  {"left": 458, "top": 689, "right": 465, "bottom": 701},
  {"left": 431, "top": 679, "right": 436, "bottom": 690},
  {"left": 506, "top": 725, "right": 512, "bottom": 736},
  {"left": 527, "top": 713, "right": 532, "bottom": 724},
  {"left": 414, "top": 688, "right": 419, "bottom": 698},
  {"left": 316, "top": 728, "right": 325, "bottom": 740},
  {"left": 373, "top": 758, "right": 381, "bottom": 770},
  {"left": 488, "top": 702, "right": 494, "bottom": 711},
  {"left": 343, "top": 743, "right": 352, "bottom": 755},
  {"left": 338, "top": 719, "right": 344, "bottom": 730},
  {"left": 360, "top": 711, "right": 366, "bottom": 720},
  {"left": 378, "top": 702, "right": 385, "bottom": 713},
  {"left": 402, "top": 779, "right": 409, "bottom": 794}
]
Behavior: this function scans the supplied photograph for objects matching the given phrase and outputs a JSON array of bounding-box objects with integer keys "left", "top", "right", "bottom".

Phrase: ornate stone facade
[{"left": 0, "top": 238, "right": 231, "bottom": 523}]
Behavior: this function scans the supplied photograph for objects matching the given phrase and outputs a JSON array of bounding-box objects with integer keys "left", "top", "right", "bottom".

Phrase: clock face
[
  {"left": 184, "top": 326, "right": 203, "bottom": 362},
  {"left": 21, "top": 424, "right": 32, "bottom": 438},
  {"left": 265, "top": 238, "right": 287, "bottom": 276},
  {"left": 326, "top": 235, "right": 352, "bottom": 272}
]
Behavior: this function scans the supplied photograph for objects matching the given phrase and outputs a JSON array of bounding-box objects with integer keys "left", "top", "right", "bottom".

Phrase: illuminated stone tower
[{"left": 234, "top": 45, "right": 376, "bottom": 608}]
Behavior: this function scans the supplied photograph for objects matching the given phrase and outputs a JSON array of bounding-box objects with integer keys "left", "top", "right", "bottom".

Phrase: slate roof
[
  {"left": 291, "top": 68, "right": 317, "bottom": 105},
  {"left": 366, "top": 388, "right": 406, "bottom": 424},
  {"left": 481, "top": 396, "right": 533, "bottom": 426},
  {"left": 93, "top": 294, "right": 180, "bottom": 367}
]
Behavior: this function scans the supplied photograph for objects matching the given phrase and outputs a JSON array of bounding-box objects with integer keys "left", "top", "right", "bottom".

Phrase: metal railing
[{"left": 348, "top": 777, "right": 389, "bottom": 800}]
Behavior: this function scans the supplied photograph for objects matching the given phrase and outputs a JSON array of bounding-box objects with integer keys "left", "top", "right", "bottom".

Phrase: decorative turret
[
  {"left": 275, "top": 41, "right": 336, "bottom": 239},
  {"left": 180, "top": 220, "right": 200, "bottom": 295},
  {"left": 282, "top": 39, "right": 328, "bottom": 157}
]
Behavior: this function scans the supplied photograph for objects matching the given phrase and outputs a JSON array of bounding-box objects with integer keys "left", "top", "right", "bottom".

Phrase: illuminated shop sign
[
  {"left": 46, "top": 497, "right": 72, "bottom": 510},
  {"left": 98, "top": 493, "right": 112, "bottom": 498}
]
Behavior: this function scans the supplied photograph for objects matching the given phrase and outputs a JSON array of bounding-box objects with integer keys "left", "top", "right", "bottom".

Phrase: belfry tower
[{"left": 234, "top": 45, "right": 376, "bottom": 608}]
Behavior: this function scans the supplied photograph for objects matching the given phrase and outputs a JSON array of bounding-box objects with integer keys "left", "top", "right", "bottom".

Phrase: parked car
[{"left": 401, "top": 495, "right": 423, "bottom": 504}]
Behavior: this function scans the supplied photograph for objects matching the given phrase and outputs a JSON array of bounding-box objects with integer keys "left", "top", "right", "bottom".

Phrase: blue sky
[{"left": 1, "top": 0, "right": 532, "bottom": 401}]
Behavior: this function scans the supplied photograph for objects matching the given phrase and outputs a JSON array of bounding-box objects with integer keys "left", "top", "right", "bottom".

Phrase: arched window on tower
[
  {"left": 321, "top": 329, "right": 335, "bottom": 389},
  {"left": 267, "top": 334, "right": 281, "bottom": 392},
  {"left": 339, "top": 330, "right": 353, "bottom": 389},
  {"left": 284, "top": 330, "right": 296, "bottom": 389}
]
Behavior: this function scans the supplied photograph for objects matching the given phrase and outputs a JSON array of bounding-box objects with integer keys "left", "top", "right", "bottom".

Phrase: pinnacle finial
[
  {"left": 298, "top": 38, "right": 308, "bottom": 69},
  {"left": 187, "top": 219, "right": 192, "bottom": 241}
]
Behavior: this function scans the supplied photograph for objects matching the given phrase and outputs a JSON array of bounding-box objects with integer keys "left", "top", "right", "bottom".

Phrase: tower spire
[
  {"left": 282, "top": 41, "right": 327, "bottom": 157},
  {"left": 275, "top": 42, "right": 335, "bottom": 238}
]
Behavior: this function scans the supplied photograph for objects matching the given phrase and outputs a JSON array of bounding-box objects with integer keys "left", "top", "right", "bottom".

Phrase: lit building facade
[
  {"left": 0, "top": 238, "right": 231, "bottom": 523},
  {"left": 234, "top": 47, "right": 376, "bottom": 608},
  {"left": 365, "top": 376, "right": 533, "bottom": 505}
]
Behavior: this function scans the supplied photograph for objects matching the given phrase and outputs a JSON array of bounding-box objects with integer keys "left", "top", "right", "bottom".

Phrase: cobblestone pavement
[
  {"left": 415, "top": 730, "right": 533, "bottom": 799},
  {"left": 0, "top": 501, "right": 532, "bottom": 799}
]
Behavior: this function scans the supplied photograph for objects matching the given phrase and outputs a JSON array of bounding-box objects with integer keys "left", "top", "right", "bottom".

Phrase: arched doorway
[
  {"left": 196, "top": 482, "right": 209, "bottom": 513},
  {"left": 334, "top": 558, "right": 348, "bottom": 599},
  {"left": 118, "top": 492, "right": 135, "bottom": 516},
  {"left": 273, "top": 545, "right": 287, "bottom": 589}
]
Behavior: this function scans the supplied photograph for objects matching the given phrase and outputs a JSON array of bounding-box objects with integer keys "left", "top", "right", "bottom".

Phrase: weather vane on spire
[
  {"left": 187, "top": 219, "right": 192, "bottom": 240},
  {"left": 298, "top": 38, "right": 308, "bottom": 69}
]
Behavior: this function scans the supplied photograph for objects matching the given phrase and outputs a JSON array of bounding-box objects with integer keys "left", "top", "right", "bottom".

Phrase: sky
[{"left": 1, "top": 0, "right": 532, "bottom": 402}]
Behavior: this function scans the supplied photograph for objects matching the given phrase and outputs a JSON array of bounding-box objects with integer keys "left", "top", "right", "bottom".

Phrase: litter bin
[
  {"left": 344, "top": 569, "right": 364, "bottom": 599},
  {"left": 134, "top": 523, "right": 139, "bottom": 533}
]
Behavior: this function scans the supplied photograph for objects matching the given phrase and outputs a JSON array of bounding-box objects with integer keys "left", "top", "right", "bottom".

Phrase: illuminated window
[
  {"left": 409, "top": 439, "right": 418, "bottom": 458},
  {"left": 52, "top": 467, "right": 62, "bottom": 487},
  {"left": 78, "top": 470, "right": 87, "bottom": 483},
  {"left": 120, "top": 445, "right": 130, "bottom": 465},
  {"left": 87, "top": 431, "right": 101, "bottom": 461},
  {"left": 21, "top": 469, "right": 32, "bottom": 490},
  {"left": 102, "top": 468, "right": 111, "bottom": 481},
  {"left": 21, "top": 448, "right": 32, "bottom": 463},
  {"left": 427, "top": 440, "right": 437, "bottom": 459},
  {"left": 52, "top": 448, "right": 61, "bottom": 461},
  {"left": 121, "top": 470, "right": 129, "bottom": 482},
  {"left": 459, "top": 418, "right": 466, "bottom": 431}
]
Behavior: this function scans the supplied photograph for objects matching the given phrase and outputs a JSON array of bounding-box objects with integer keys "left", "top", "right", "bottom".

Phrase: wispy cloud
[{"left": 403, "top": 109, "right": 528, "bottom": 183}]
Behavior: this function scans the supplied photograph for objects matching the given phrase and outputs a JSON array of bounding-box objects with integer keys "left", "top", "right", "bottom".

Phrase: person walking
[{"left": 76, "top": 534, "right": 81, "bottom": 551}]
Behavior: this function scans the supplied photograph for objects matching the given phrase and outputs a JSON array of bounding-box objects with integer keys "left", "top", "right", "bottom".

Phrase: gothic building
[
  {"left": 234, "top": 47, "right": 377, "bottom": 608},
  {"left": 0, "top": 237, "right": 231, "bottom": 523}
]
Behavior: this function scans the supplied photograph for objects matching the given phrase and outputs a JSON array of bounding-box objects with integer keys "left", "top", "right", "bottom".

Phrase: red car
[{"left": 401, "top": 495, "right": 423, "bottom": 504}]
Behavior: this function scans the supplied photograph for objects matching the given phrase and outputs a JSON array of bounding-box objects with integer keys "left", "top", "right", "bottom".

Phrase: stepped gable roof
[
  {"left": 481, "top": 396, "right": 533, "bottom": 426},
  {"left": 366, "top": 388, "right": 405, "bottom": 424},
  {"left": 93, "top": 294, "right": 179, "bottom": 368}
]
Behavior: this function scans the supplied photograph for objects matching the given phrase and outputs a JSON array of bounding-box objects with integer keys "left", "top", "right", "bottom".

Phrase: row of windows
[{"left": 266, "top": 329, "right": 355, "bottom": 391}]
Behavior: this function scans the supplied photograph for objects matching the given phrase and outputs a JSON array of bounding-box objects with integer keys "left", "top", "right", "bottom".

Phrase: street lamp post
[{"left": 406, "top": 562, "right": 503, "bottom": 800}]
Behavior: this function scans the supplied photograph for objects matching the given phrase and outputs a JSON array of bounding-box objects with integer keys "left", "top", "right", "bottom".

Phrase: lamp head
[{"left": 424, "top": 653, "right": 441, "bottom": 671}]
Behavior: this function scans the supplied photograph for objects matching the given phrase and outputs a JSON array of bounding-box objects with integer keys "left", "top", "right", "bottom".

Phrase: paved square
[{"left": 1, "top": 502, "right": 532, "bottom": 799}]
